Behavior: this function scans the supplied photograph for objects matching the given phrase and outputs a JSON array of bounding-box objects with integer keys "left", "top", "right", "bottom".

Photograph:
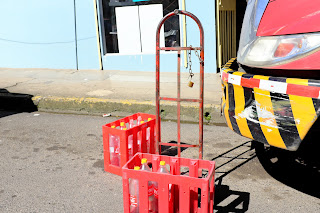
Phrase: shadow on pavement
[
  {"left": 254, "top": 118, "right": 320, "bottom": 198},
  {"left": 0, "top": 89, "right": 37, "bottom": 118},
  {"left": 160, "top": 140, "right": 189, "bottom": 156},
  {"left": 211, "top": 141, "right": 255, "bottom": 212},
  {"left": 214, "top": 185, "right": 250, "bottom": 213}
]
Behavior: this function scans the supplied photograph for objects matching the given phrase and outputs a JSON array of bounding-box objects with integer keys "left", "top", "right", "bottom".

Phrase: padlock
[{"left": 188, "top": 80, "right": 194, "bottom": 88}]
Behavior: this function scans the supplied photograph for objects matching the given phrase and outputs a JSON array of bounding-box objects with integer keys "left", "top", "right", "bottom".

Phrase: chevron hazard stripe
[{"left": 221, "top": 58, "right": 320, "bottom": 151}]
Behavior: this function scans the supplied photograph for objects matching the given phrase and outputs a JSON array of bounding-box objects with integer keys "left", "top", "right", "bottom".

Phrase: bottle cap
[
  {"left": 141, "top": 158, "right": 147, "bottom": 164},
  {"left": 123, "top": 128, "right": 127, "bottom": 130},
  {"left": 160, "top": 161, "right": 166, "bottom": 166},
  {"left": 140, "top": 121, "right": 144, "bottom": 124},
  {"left": 134, "top": 166, "right": 140, "bottom": 170},
  {"left": 148, "top": 118, "right": 152, "bottom": 121},
  {"left": 120, "top": 122, "right": 125, "bottom": 126},
  {"left": 111, "top": 125, "right": 116, "bottom": 128}
]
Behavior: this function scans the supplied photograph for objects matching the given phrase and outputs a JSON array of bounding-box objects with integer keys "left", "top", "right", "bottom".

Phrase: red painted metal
[
  {"left": 102, "top": 113, "right": 156, "bottom": 176},
  {"left": 160, "top": 47, "right": 202, "bottom": 51},
  {"left": 177, "top": 50, "right": 181, "bottom": 157},
  {"left": 122, "top": 153, "right": 215, "bottom": 213},
  {"left": 159, "top": 97, "right": 201, "bottom": 103},
  {"left": 159, "top": 143, "right": 198, "bottom": 148},
  {"left": 156, "top": 9, "right": 204, "bottom": 159},
  {"left": 257, "top": 0, "right": 320, "bottom": 36}
]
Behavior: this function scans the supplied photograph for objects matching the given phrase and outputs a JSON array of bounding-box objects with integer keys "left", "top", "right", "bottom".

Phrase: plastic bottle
[
  {"left": 146, "top": 118, "right": 153, "bottom": 153},
  {"left": 120, "top": 121, "right": 126, "bottom": 130},
  {"left": 118, "top": 122, "right": 126, "bottom": 161},
  {"left": 128, "top": 119, "right": 135, "bottom": 159},
  {"left": 129, "top": 166, "right": 140, "bottom": 213},
  {"left": 121, "top": 127, "right": 131, "bottom": 160},
  {"left": 129, "top": 119, "right": 135, "bottom": 128},
  {"left": 137, "top": 121, "right": 144, "bottom": 152},
  {"left": 109, "top": 125, "right": 120, "bottom": 166},
  {"left": 140, "top": 158, "right": 155, "bottom": 212},
  {"left": 137, "top": 116, "right": 142, "bottom": 125},
  {"left": 153, "top": 161, "right": 171, "bottom": 213}
]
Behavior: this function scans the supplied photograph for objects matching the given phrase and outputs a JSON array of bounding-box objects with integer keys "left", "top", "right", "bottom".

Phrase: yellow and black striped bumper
[{"left": 221, "top": 58, "right": 320, "bottom": 151}]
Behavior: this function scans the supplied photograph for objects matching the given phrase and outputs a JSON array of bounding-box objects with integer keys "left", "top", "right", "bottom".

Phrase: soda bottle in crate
[
  {"left": 129, "top": 119, "right": 135, "bottom": 128},
  {"left": 140, "top": 158, "right": 156, "bottom": 212},
  {"left": 129, "top": 166, "right": 141, "bottom": 213},
  {"left": 120, "top": 121, "right": 126, "bottom": 130},
  {"left": 128, "top": 119, "right": 135, "bottom": 159},
  {"left": 146, "top": 118, "right": 155, "bottom": 153},
  {"left": 137, "top": 115, "right": 143, "bottom": 125},
  {"left": 109, "top": 125, "right": 120, "bottom": 166},
  {"left": 153, "top": 161, "right": 172, "bottom": 213},
  {"left": 137, "top": 121, "right": 145, "bottom": 152},
  {"left": 122, "top": 153, "right": 215, "bottom": 213}
]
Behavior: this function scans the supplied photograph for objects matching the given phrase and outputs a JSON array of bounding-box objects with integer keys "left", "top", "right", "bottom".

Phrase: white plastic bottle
[
  {"left": 129, "top": 119, "right": 135, "bottom": 128},
  {"left": 146, "top": 118, "right": 154, "bottom": 153},
  {"left": 122, "top": 127, "right": 131, "bottom": 161},
  {"left": 140, "top": 158, "right": 155, "bottom": 212},
  {"left": 128, "top": 119, "right": 135, "bottom": 159},
  {"left": 129, "top": 166, "right": 140, "bottom": 213},
  {"left": 137, "top": 120, "right": 144, "bottom": 152},
  {"left": 115, "top": 122, "right": 127, "bottom": 165},
  {"left": 109, "top": 125, "right": 120, "bottom": 166},
  {"left": 137, "top": 116, "right": 142, "bottom": 125},
  {"left": 153, "top": 161, "right": 171, "bottom": 213},
  {"left": 120, "top": 121, "right": 126, "bottom": 130}
]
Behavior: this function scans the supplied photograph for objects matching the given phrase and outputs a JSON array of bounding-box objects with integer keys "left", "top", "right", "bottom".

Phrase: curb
[{"left": 32, "top": 96, "right": 224, "bottom": 123}]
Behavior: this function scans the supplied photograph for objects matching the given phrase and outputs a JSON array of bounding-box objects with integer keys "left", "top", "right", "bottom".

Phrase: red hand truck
[{"left": 155, "top": 9, "right": 205, "bottom": 159}]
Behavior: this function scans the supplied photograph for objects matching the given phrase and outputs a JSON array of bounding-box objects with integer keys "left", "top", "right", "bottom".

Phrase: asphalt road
[{"left": 0, "top": 111, "right": 319, "bottom": 212}]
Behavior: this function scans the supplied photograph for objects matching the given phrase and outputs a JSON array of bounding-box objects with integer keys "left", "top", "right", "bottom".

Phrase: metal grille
[{"left": 219, "top": 10, "right": 236, "bottom": 68}]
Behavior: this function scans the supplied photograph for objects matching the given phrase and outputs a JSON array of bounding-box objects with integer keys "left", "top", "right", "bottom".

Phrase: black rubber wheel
[{"left": 253, "top": 140, "right": 320, "bottom": 198}]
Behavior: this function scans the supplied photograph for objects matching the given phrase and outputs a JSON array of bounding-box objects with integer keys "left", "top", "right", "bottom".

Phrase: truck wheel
[
  {"left": 253, "top": 140, "right": 320, "bottom": 197},
  {"left": 253, "top": 141, "right": 295, "bottom": 173}
]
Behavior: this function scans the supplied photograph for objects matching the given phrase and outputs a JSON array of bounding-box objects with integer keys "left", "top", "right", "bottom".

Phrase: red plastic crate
[
  {"left": 122, "top": 153, "right": 215, "bottom": 213},
  {"left": 102, "top": 113, "right": 156, "bottom": 176}
]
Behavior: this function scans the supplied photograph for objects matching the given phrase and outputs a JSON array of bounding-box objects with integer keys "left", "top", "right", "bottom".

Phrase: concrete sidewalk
[{"left": 0, "top": 68, "right": 223, "bottom": 122}]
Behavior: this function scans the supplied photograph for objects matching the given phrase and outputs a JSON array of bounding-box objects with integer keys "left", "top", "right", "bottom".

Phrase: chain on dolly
[{"left": 187, "top": 45, "right": 204, "bottom": 88}]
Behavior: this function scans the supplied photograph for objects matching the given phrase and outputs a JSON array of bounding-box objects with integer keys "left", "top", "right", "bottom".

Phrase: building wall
[
  {"left": 98, "top": 0, "right": 217, "bottom": 73},
  {"left": 185, "top": 0, "right": 217, "bottom": 73},
  {"left": 0, "top": 0, "right": 101, "bottom": 70},
  {"left": 0, "top": 0, "right": 217, "bottom": 72},
  {"left": 75, "top": 0, "right": 102, "bottom": 70}
]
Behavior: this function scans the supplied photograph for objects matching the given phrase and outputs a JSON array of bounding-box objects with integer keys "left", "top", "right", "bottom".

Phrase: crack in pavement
[{"left": 3, "top": 78, "right": 36, "bottom": 89}]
